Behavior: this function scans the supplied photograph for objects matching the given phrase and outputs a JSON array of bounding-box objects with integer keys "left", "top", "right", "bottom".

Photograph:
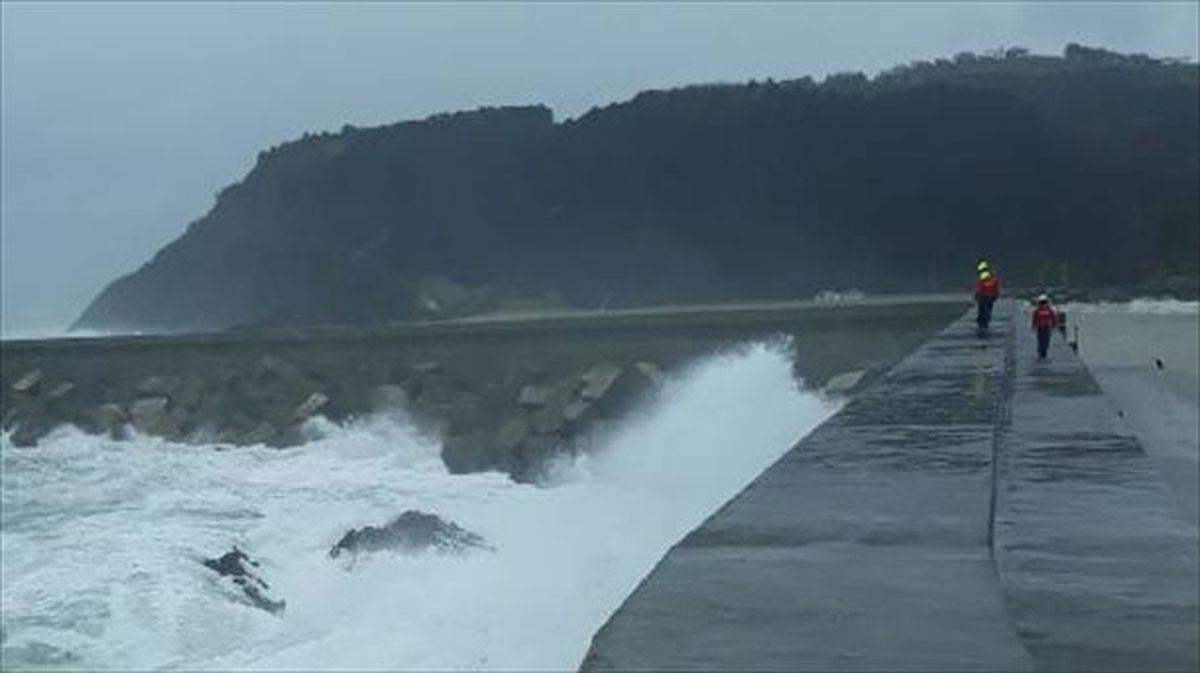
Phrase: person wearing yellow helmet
[{"left": 974, "top": 261, "right": 1000, "bottom": 335}]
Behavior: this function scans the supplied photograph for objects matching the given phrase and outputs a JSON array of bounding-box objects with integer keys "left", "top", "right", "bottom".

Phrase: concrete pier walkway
[
  {"left": 582, "top": 301, "right": 1198, "bottom": 671},
  {"left": 994, "top": 312, "right": 1199, "bottom": 670}
]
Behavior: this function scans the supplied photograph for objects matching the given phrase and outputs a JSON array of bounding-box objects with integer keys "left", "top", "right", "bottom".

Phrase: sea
[
  {"left": 1, "top": 340, "right": 839, "bottom": 670},
  {"left": 4, "top": 298, "right": 1195, "bottom": 671}
]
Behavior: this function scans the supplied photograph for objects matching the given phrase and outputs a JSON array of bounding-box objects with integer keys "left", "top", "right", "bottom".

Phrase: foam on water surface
[{"left": 1, "top": 341, "right": 839, "bottom": 670}]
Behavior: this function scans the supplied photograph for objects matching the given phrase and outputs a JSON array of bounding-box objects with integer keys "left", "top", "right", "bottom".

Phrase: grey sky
[{"left": 2, "top": 1, "right": 1197, "bottom": 336}]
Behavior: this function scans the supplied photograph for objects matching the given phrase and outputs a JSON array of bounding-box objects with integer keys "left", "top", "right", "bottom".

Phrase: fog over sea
[{"left": 1, "top": 341, "right": 838, "bottom": 670}]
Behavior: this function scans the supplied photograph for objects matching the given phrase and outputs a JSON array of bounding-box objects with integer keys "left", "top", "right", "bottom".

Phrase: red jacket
[
  {"left": 1032, "top": 304, "right": 1056, "bottom": 330},
  {"left": 975, "top": 275, "right": 1000, "bottom": 299}
]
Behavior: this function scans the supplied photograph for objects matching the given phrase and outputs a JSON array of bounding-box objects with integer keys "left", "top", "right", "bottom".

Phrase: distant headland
[{"left": 74, "top": 44, "right": 1199, "bottom": 333}]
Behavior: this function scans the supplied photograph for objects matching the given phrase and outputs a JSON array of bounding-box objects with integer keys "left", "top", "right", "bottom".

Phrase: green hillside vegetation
[{"left": 75, "top": 45, "right": 1199, "bottom": 332}]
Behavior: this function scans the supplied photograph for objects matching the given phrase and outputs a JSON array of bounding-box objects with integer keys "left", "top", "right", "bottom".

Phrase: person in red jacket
[
  {"left": 1032, "top": 293, "right": 1057, "bottom": 360},
  {"left": 974, "top": 260, "right": 1000, "bottom": 334}
]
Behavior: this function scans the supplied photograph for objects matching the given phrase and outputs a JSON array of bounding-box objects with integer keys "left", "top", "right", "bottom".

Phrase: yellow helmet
[
  {"left": 979, "top": 270, "right": 992, "bottom": 280},
  {"left": 976, "top": 260, "right": 990, "bottom": 273}
]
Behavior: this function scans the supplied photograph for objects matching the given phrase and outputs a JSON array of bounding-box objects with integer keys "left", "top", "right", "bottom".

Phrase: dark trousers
[
  {"left": 1037, "top": 328, "right": 1052, "bottom": 358},
  {"left": 976, "top": 297, "right": 995, "bottom": 329}
]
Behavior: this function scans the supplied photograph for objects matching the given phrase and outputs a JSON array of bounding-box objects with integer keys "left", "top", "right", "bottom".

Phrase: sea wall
[
  {"left": 582, "top": 300, "right": 1197, "bottom": 669},
  {"left": 1, "top": 296, "right": 965, "bottom": 480}
]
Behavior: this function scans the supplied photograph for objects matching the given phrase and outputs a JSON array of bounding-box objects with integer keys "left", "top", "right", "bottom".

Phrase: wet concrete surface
[
  {"left": 583, "top": 305, "right": 1029, "bottom": 671},
  {"left": 1090, "top": 366, "right": 1199, "bottom": 526},
  {"left": 1057, "top": 306, "right": 1199, "bottom": 527},
  {"left": 994, "top": 314, "right": 1198, "bottom": 671},
  {"left": 583, "top": 301, "right": 1199, "bottom": 671},
  {"left": 1067, "top": 308, "right": 1199, "bottom": 379}
]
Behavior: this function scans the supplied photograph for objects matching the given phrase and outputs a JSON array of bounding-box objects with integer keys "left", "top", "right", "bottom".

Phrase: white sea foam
[{"left": 1, "top": 341, "right": 839, "bottom": 670}]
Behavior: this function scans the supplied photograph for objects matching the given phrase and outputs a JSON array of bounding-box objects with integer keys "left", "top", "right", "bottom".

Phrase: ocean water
[{"left": 1, "top": 340, "right": 839, "bottom": 671}]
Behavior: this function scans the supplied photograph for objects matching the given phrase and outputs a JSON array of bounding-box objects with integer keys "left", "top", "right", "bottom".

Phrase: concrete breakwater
[
  {"left": 582, "top": 301, "right": 1198, "bottom": 669},
  {"left": 0, "top": 296, "right": 965, "bottom": 480}
]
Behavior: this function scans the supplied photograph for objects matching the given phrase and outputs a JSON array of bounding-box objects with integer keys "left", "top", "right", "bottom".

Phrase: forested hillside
[{"left": 75, "top": 45, "right": 1199, "bottom": 332}]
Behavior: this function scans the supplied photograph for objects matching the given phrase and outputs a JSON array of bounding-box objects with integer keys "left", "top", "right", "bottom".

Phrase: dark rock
[
  {"left": 562, "top": 399, "right": 594, "bottom": 429},
  {"left": 398, "top": 377, "right": 424, "bottom": 402},
  {"left": 579, "top": 362, "right": 662, "bottom": 418},
  {"left": 329, "top": 510, "right": 490, "bottom": 559},
  {"left": 254, "top": 383, "right": 321, "bottom": 429},
  {"left": 496, "top": 416, "right": 531, "bottom": 453},
  {"left": 11, "top": 416, "right": 56, "bottom": 447},
  {"left": 369, "top": 384, "right": 410, "bottom": 413},
  {"left": 11, "top": 369, "right": 43, "bottom": 393},
  {"left": 518, "top": 384, "right": 553, "bottom": 408},
  {"left": 579, "top": 363, "right": 623, "bottom": 401},
  {"left": 512, "top": 435, "right": 563, "bottom": 483},
  {"left": 634, "top": 361, "right": 667, "bottom": 388},
  {"left": 260, "top": 354, "right": 303, "bottom": 381},
  {"left": 169, "top": 404, "right": 191, "bottom": 431},
  {"left": 89, "top": 403, "right": 128, "bottom": 436},
  {"left": 135, "top": 375, "right": 181, "bottom": 397},
  {"left": 4, "top": 393, "right": 45, "bottom": 427},
  {"left": 203, "top": 546, "right": 258, "bottom": 576},
  {"left": 528, "top": 382, "right": 577, "bottom": 435},
  {"left": 219, "top": 414, "right": 257, "bottom": 444},
  {"left": 129, "top": 396, "right": 181, "bottom": 439},
  {"left": 411, "top": 361, "right": 443, "bottom": 375},
  {"left": 239, "top": 421, "right": 277, "bottom": 446},
  {"left": 291, "top": 391, "right": 329, "bottom": 421},
  {"left": 531, "top": 405, "right": 566, "bottom": 435},
  {"left": 44, "top": 381, "right": 75, "bottom": 402},
  {"left": 509, "top": 362, "right": 548, "bottom": 387},
  {"left": 273, "top": 423, "right": 308, "bottom": 447},
  {"left": 441, "top": 431, "right": 494, "bottom": 473},
  {"left": 216, "top": 366, "right": 243, "bottom": 387},
  {"left": 2, "top": 404, "right": 18, "bottom": 430},
  {"left": 439, "top": 390, "right": 484, "bottom": 435},
  {"left": 173, "top": 377, "right": 207, "bottom": 412},
  {"left": 1, "top": 393, "right": 43, "bottom": 431},
  {"left": 413, "top": 371, "right": 459, "bottom": 404},
  {"left": 202, "top": 546, "right": 286, "bottom": 614},
  {"left": 194, "top": 389, "right": 235, "bottom": 433}
]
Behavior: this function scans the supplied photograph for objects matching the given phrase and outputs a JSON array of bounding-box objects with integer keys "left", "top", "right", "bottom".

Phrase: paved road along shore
[{"left": 582, "top": 300, "right": 1198, "bottom": 670}]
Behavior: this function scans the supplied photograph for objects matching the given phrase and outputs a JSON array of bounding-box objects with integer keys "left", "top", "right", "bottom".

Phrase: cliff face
[{"left": 74, "top": 47, "right": 1199, "bottom": 332}]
